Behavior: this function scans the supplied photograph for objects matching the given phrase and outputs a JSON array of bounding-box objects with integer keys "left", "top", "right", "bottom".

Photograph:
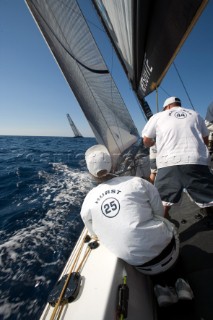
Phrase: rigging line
[
  {"left": 156, "top": 87, "right": 159, "bottom": 113},
  {"left": 159, "top": 86, "right": 170, "bottom": 97},
  {"left": 135, "top": 97, "right": 148, "bottom": 123},
  {"left": 109, "top": 44, "right": 126, "bottom": 153},
  {"left": 27, "top": 1, "right": 109, "bottom": 74},
  {"left": 173, "top": 62, "right": 195, "bottom": 110}
]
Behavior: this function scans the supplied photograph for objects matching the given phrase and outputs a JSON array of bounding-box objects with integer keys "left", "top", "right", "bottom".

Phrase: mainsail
[
  {"left": 25, "top": 0, "right": 139, "bottom": 169},
  {"left": 93, "top": 0, "right": 208, "bottom": 117}
]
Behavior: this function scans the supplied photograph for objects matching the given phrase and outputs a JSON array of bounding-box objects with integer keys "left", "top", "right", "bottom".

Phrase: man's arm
[
  {"left": 143, "top": 179, "right": 164, "bottom": 216},
  {"left": 142, "top": 115, "right": 157, "bottom": 147},
  {"left": 80, "top": 196, "right": 97, "bottom": 237},
  {"left": 143, "top": 136, "right": 155, "bottom": 147},
  {"left": 198, "top": 114, "right": 210, "bottom": 145},
  {"left": 203, "top": 136, "right": 209, "bottom": 146}
]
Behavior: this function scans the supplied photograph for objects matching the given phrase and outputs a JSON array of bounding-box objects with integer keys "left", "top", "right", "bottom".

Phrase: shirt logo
[
  {"left": 101, "top": 197, "right": 120, "bottom": 218},
  {"left": 174, "top": 111, "right": 187, "bottom": 119}
]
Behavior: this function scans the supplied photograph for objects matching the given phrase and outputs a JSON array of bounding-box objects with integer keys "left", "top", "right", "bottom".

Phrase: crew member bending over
[{"left": 80, "top": 144, "right": 193, "bottom": 307}]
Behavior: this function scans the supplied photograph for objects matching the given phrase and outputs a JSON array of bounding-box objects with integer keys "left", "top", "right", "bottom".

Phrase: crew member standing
[{"left": 142, "top": 97, "right": 213, "bottom": 217}]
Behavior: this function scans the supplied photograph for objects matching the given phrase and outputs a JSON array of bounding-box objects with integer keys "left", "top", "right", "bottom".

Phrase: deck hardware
[
  {"left": 88, "top": 240, "right": 99, "bottom": 249},
  {"left": 117, "top": 274, "right": 129, "bottom": 319},
  {"left": 84, "top": 234, "right": 91, "bottom": 243},
  {"left": 47, "top": 272, "right": 81, "bottom": 306}
]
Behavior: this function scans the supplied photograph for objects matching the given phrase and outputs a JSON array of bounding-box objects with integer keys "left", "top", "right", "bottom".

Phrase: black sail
[{"left": 93, "top": 0, "right": 208, "bottom": 118}]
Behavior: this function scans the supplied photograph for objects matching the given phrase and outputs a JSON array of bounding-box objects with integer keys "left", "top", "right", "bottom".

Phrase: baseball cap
[
  {"left": 85, "top": 144, "right": 112, "bottom": 177},
  {"left": 163, "top": 97, "right": 181, "bottom": 110}
]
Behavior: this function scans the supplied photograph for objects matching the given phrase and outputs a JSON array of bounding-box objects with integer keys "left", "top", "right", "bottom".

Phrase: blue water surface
[{"left": 0, "top": 135, "right": 96, "bottom": 319}]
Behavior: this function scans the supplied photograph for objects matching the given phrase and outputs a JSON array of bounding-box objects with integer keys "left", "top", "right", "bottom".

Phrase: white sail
[{"left": 25, "top": 0, "right": 140, "bottom": 169}]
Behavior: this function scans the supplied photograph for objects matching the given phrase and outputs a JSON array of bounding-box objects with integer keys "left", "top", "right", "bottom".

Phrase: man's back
[
  {"left": 80, "top": 176, "right": 174, "bottom": 265},
  {"left": 143, "top": 107, "right": 209, "bottom": 168}
]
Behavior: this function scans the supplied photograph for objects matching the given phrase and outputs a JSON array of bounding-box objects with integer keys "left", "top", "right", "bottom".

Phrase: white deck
[{"left": 40, "top": 229, "right": 156, "bottom": 320}]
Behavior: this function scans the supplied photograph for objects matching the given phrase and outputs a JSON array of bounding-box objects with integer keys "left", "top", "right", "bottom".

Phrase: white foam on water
[
  {"left": 0, "top": 164, "right": 94, "bottom": 319},
  {"left": 0, "top": 298, "right": 25, "bottom": 320}
]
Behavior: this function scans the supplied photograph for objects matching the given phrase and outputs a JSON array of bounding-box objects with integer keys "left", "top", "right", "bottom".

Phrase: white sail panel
[
  {"left": 93, "top": 0, "right": 133, "bottom": 79},
  {"left": 25, "top": 0, "right": 140, "bottom": 170}
]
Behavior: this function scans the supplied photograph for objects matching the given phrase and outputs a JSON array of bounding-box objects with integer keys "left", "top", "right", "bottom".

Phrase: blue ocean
[{"left": 0, "top": 136, "right": 97, "bottom": 320}]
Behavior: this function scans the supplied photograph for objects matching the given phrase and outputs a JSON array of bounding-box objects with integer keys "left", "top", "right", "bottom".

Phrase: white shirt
[
  {"left": 142, "top": 107, "right": 210, "bottom": 169},
  {"left": 205, "top": 102, "right": 213, "bottom": 132},
  {"left": 80, "top": 176, "right": 174, "bottom": 265}
]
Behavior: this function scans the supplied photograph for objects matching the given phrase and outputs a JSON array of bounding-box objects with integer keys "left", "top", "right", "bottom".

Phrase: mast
[{"left": 66, "top": 114, "right": 83, "bottom": 138}]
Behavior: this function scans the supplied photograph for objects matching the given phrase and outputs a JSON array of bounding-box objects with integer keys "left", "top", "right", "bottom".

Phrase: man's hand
[{"left": 143, "top": 136, "right": 155, "bottom": 147}]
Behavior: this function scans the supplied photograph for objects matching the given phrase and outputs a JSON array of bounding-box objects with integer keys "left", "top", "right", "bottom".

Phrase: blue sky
[{"left": 0, "top": 1, "right": 213, "bottom": 137}]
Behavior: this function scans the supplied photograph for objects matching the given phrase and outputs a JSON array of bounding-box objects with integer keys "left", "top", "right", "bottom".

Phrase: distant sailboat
[{"left": 66, "top": 114, "right": 83, "bottom": 138}]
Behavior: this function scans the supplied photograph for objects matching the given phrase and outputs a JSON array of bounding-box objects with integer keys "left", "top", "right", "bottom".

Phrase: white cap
[
  {"left": 163, "top": 97, "right": 181, "bottom": 110},
  {"left": 85, "top": 144, "right": 112, "bottom": 177}
]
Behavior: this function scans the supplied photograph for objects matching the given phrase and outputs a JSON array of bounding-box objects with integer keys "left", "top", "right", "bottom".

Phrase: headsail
[
  {"left": 25, "top": 0, "right": 139, "bottom": 169},
  {"left": 93, "top": 0, "right": 208, "bottom": 116}
]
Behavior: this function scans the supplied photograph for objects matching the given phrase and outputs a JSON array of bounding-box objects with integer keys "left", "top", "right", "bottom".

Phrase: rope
[
  {"left": 156, "top": 87, "right": 159, "bottom": 113},
  {"left": 50, "top": 229, "right": 95, "bottom": 320},
  {"left": 173, "top": 62, "right": 195, "bottom": 110}
]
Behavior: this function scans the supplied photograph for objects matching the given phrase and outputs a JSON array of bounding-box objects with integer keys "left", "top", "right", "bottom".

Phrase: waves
[{"left": 0, "top": 136, "right": 96, "bottom": 319}]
